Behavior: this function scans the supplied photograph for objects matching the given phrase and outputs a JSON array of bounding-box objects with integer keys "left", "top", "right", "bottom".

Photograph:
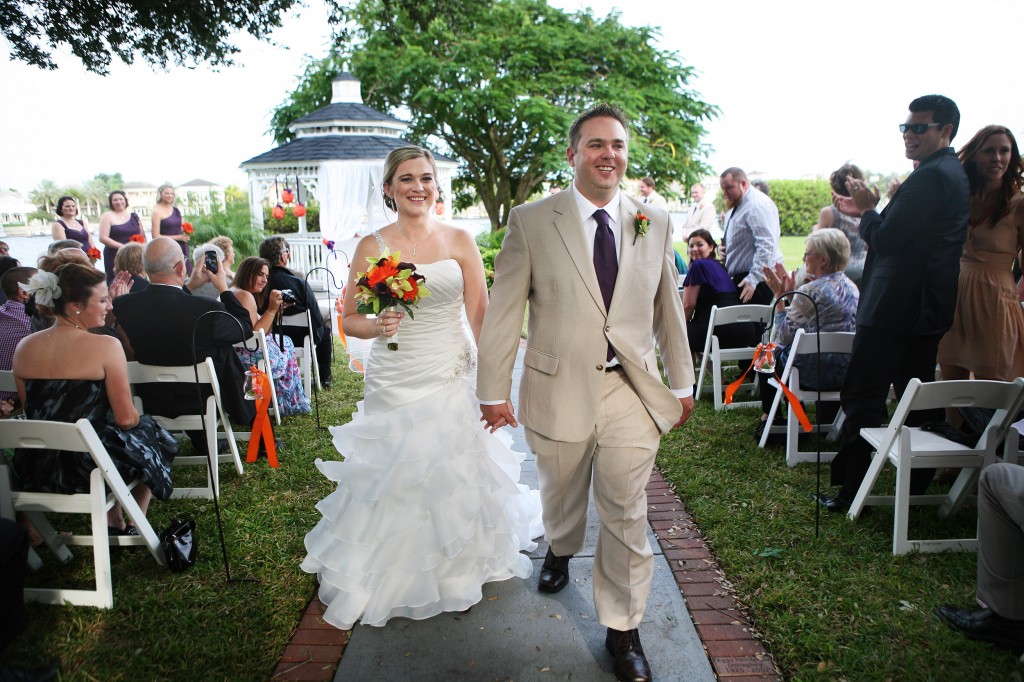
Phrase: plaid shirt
[{"left": 0, "top": 299, "right": 31, "bottom": 400}]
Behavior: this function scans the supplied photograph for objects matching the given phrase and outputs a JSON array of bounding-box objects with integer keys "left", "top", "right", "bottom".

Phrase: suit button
[
  {"left": 596, "top": 364, "right": 604, "bottom": 371},
  {"left": 605, "top": 326, "right": 611, "bottom": 332}
]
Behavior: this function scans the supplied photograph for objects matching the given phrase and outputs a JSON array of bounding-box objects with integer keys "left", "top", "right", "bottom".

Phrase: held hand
[
  {"left": 738, "top": 280, "right": 756, "bottom": 303},
  {"left": 268, "top": 289, "right": 284, "bottom": 313},
  {"left": 480, "top": 401, "right": 518, "bottom": 433},
  {"left": 673, "top": 396, "right": 694, "bottom": 428},
  {"left": 375, "top": 310, "right": 404, "bottom": 338}
]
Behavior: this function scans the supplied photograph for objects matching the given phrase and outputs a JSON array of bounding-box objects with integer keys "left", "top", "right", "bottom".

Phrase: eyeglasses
[{"left": 899, "top": 122, "right": 943, "bottom": 135}]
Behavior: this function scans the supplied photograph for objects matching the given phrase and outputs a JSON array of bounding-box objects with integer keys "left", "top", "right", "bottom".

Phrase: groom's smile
[{"left": 567, "top": 115, "right": 629, "bottom": 205}]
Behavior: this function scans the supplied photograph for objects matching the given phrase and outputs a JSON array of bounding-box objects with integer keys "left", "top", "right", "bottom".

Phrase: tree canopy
[
  {"left": 2, "top": 0, "right": 304, "bottom": 75},
  {"left": 271, "top": 0, "right": 717, "bottom": 230}
]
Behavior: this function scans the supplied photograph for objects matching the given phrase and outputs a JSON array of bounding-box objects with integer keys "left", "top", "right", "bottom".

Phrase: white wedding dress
[{"left": 301, "top": 255, "right": 543, "bottom": 630}]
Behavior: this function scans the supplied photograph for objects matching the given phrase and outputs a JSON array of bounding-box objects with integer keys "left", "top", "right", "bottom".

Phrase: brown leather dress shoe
[
  {"left": 605, "top": 628, "right": 651, "bottom": 682},
  {"left": 935, "top": 605, "right": 1024, "bottom": 654},
  {"left": 537, "top": 547, "right": 571, "bottom": 593}
]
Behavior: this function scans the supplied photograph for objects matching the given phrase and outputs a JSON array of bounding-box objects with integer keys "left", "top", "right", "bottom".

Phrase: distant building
[
  {"left": 177, "top": 178, "right": 225, "bottom": 215},
  {"left": 0, "top": 188, "right": 36, "bottom": 229},
  {"left": 122, "top": 182, "right": 158, "bottom": 219}
]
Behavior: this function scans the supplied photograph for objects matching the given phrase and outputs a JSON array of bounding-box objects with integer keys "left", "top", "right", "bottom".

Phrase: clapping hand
[
  {"left": 109, "top": 271, "right": 133, "bottom": 299},
  {"left": 762, "top": 262, "right": 796, "bottom": 303},
  {"left": 842, "top": 177, "right": 880, "bottom": 215}
]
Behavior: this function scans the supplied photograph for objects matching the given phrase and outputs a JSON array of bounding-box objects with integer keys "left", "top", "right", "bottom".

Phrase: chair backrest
[
  {"left": 280, "top": 311, "right": 312, "bottom": 347},
  {"left": 233, "top": 329, "right": 280, "bottom": 425},
  {"left": 879, "top": 378, "right": 1024, "bottom": 456},
  {"left": 0, "top": 417, "right": 164, "bottom": 563},
  {"left": 125, "top": 357, "right": 222, "bottom": 412},
  {"left": 709, "top": 303, "right": 773, "bottom": 328},
  {"left": 778, "top": 329, "right": 855, "bottom": 382}
]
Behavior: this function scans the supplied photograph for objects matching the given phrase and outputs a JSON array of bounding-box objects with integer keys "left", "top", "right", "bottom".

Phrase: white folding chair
[
  {"left": 126, "top": 357, "right": 243, "bottom": 499},
  {"left": 0, "top": 418, "right": 166, "bottom": 608},
  {"left": 694, "top": 303, "right": 772, "bottom": 410},
  {"left": 234, "top": 329, "right": 281, "bottom": 426},
  {"left": 758, "top": 330, "right": 855, "bottom": 466},
  {"left": 847, "top": 377, "right": 1024, "bottom": 555},
  {"left": 281, "top": 310, "right": 322, "bottom": 398}
]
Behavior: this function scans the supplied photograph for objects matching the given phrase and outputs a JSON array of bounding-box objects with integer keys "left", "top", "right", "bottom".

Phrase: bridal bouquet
[{"left": 353, "top": 250, "right": 430, "bottom": 350}]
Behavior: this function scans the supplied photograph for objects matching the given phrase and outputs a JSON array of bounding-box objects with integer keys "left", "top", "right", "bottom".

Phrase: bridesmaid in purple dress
[
  {"left": 50, "top": 196, "right": 97, "bottom": 253},
  {"left": 98, "top": 190, "right": 145, "bottom": 283},
  {"left": 151, "top": 184, "right": 192, "bottom": 274}
]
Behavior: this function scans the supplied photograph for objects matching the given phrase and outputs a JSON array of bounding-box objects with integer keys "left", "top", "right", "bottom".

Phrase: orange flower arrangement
[
  {"left": 86, "top": 248, "right": 101, "bottom": 262},
  {"left": 182, "top": 222, "right": 194, "bottom": 235},
  {"left": 353, "top": 250, "right": 430, "bottom": 350},
  {"left": 129, "top": 234, "right": 145, "bottom": 244}
]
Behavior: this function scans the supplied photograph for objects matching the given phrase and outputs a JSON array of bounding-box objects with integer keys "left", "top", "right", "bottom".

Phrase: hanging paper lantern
[
  {"left": 282, "top": 188, "right": 294, "bottom": 204},
  {"left": 272, "top": 204, "right": 285, "bottom": 220},
  {"left": 293, "top": 203, "right": 307, "bottom": 218}
]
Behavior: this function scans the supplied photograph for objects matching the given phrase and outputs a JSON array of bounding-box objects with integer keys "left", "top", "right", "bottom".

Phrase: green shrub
[
  {"left": 264, "top": 205, "right": 320, "bottom": 234},
  {"left": 184, "top": 202, "right": 266, "bottom": 260},
  {"left": 477, "top": 227, "right": 506, "bottom": 288},
  {"left": 769, "top": 179, "right": 831, "bottom": 237}
]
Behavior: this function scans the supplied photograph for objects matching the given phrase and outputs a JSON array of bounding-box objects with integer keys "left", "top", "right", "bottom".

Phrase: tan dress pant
[
  {"left": 977, "top": 462, "right": 1024, "bottom": 620},
  {"left": 525, "top": 368, "right": 661, "bottom": 631}
]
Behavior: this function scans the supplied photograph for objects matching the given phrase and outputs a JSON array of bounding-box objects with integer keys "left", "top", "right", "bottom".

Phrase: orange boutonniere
[{"left": 634, "top": 212, "right": 650, "bottom": 244}]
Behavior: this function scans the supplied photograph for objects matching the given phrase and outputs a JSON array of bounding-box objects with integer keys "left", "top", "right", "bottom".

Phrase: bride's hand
[{"left": 375, "top": 311, "right": 404, "bottom": 337}]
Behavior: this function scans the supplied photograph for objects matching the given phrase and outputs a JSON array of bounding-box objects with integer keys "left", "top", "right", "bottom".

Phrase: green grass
[
  {"left": 5, "top": 343, "right": 1022, "bottom": 680},
  {"left": 658, "top": 395, "right": 1024, "bottom": 679},
  {"left": 0, "top": 342, "right": 363, "bottom": 680}
]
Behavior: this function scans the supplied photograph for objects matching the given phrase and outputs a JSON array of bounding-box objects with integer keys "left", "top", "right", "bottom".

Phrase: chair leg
[
  {"left": 848, "top": 440, "right": 891, "bottom": 519},
  {"left": 758, "top": 384, "right": 783, "bottom": 449},
  {"left": 892, "top": 436, "right": 914, "bottom": 555},
  {"left": 89, "top": 469, "right": 114, "bottom": 608}
]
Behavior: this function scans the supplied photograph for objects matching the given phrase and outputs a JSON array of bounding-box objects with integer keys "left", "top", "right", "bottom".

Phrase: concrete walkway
[{"left": 274, "top": 348, "right": 779, "bottom": 681}]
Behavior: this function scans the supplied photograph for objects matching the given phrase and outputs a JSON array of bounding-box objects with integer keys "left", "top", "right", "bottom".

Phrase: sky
[{"left": 2, "top": 0, "right": 1022, "bottom": 197}]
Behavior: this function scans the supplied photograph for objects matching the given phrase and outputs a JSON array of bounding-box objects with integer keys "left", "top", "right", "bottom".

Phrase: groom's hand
[
  {"left": 481, "top": 401, "right": 518, "bottom": 433},
  {"left": 673, "top": 396, "right": 694, "bottom": 429}
]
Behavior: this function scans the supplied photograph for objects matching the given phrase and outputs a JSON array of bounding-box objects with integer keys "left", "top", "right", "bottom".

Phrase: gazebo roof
[
  {"left": 292, "top": 102, "right": 404, "bottom": 126},
  {"left": 241, "top": 135, "right": 455, "bottom": 166}
]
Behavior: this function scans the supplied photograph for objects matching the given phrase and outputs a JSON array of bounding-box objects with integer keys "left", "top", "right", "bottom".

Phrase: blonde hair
[{"left": 382, "top": 146, "right": 438, "bottom": 211}]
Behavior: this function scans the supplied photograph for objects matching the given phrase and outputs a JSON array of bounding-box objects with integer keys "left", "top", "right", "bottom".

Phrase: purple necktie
[{"left": 593, "top": 209, "right": 617, "bottom": 361}]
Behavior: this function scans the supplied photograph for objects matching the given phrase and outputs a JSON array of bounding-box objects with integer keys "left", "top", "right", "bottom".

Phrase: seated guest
[
  {"left": 112, "top": 238, "right": 255, "bottom": 450},
  {"left": 12, "top": 264, "right": 176, "bottom": 533},
  {"left": 0, "top": 267, "right": 36, "bottom": 406},
  {"left": 47, "top": 239, "right": 85, "bottom": 254},
  {"left": 259, "top": 236, "right": 333, "bottom": 388},
  {"left": 935, "top": 462, "right": 1024, "bottom": 655},
  {"left": 757, "top": 228, "right": 859, "bottom": 438},
  {"left": 29, "top": 249, "right": 91, "bottom": 333},
  {"left": 0, "top": 256, "right": 20, "bottom": 304},
  {"left": 113, "top": 242, "right": 148, "bottom": 293},
  {"left": 210, "top": 235, "right": 237, "bottom": 281},
  {"left": 231, "top": 257, "right": 311, "bottom": 415},
  {"left": 188, "top": 243, "right": 226, "bottom": 300},
  {"left": 682, "top": 229, "right": 758, "bottom": 354}
]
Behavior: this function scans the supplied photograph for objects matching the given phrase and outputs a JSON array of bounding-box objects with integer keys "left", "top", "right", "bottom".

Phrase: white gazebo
[{"left": 241, "top": 72, "right": 456, "bottom": 240}]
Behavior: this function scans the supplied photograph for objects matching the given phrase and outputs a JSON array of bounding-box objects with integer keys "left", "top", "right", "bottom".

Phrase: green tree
[
  {"left": 273, "top": 0, "right": 717, "bottom": 230},
  {"left": 768, "top": 179, "right": 832, "bottom": 237},
  {"left": 28, "top": 179, "right": 61, "bottom": 215},
  {"left": 2, "top": 0, "right": 306, "bottom": 75},
  {"left": 223, "top": 185, "right": 248, "bottom": 206}
]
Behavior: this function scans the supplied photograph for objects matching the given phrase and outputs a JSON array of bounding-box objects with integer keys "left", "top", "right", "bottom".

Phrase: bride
[{"left": 301, "top": 146, "right": 542, "bottom": 629}]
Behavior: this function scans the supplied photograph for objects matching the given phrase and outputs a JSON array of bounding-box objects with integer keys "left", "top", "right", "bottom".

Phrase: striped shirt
[{"left": 722, "top": 187, "right": 784, "bottom": 287}]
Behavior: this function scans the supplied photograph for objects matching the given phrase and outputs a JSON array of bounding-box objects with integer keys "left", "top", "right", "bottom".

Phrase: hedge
[{"left": 769, "top": 179, "right": 831, "bottom": 237}]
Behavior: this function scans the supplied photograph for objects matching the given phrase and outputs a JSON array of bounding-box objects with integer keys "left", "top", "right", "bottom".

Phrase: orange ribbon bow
[
  {"left": 724, "top": 342, "right": 812, "bottom": 433},
  {"left": 245, "top": 365, "right": 278, "bottom": 467}
]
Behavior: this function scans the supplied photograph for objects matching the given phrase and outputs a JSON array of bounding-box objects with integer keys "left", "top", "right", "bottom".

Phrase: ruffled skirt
[{"left": 301, "top": 376, "right": 542, "bottom": 630}]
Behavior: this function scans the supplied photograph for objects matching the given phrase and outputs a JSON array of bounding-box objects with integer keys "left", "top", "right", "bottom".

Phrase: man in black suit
[
  {"left": 258, "top": 236, "right": 332, "bottom": 388},
  {"left": 817, "top": 94, "right": 971, "bottom": 513},
  {"left": 113, "top": 237, "right": 255, "bottom": 443}
]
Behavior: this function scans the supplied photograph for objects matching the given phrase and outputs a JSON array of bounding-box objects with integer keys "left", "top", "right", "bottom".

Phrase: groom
[{"left": 478, "top": 104, "right": 694, "bottom": 682}]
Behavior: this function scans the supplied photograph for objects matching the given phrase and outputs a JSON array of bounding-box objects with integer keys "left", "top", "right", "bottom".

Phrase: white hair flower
[{"left": 21, "top": 271, "right": 62, "bottom": 308}]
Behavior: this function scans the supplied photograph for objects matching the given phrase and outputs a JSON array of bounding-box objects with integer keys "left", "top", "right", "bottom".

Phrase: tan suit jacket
[{"left": 478, "top": 190, "right": 693, "bottom": 441}]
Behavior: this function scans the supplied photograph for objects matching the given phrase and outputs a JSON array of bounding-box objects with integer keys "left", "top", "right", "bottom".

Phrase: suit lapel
[
  {"left": 609, "top": 196, "right": 641, "bottom": 317},
  {"left": 552, "top": 192, "right": 606, "bottom": 312}
]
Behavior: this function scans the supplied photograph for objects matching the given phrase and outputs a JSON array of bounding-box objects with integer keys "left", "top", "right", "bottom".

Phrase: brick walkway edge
[{"left": 272, "top": 469, "right": 781, "bottom": 680}]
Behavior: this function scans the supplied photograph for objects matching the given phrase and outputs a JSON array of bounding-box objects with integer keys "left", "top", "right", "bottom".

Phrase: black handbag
[{"left": 160, "top": 516, "right": 197, "bottom": 572}]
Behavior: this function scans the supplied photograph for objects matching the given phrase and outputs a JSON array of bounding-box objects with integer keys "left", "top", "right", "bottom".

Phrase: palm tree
[
  {"left": 224, "top": 185, "right": 247, "bottom": 206},
  {"left": 29, "top": 179, "right": 61, "bottom": 216}
]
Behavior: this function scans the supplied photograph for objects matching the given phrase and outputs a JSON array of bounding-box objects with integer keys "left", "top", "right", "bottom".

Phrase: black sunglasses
[{"left": 899, "top": 122, "right": 943, "bottom": 135}]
